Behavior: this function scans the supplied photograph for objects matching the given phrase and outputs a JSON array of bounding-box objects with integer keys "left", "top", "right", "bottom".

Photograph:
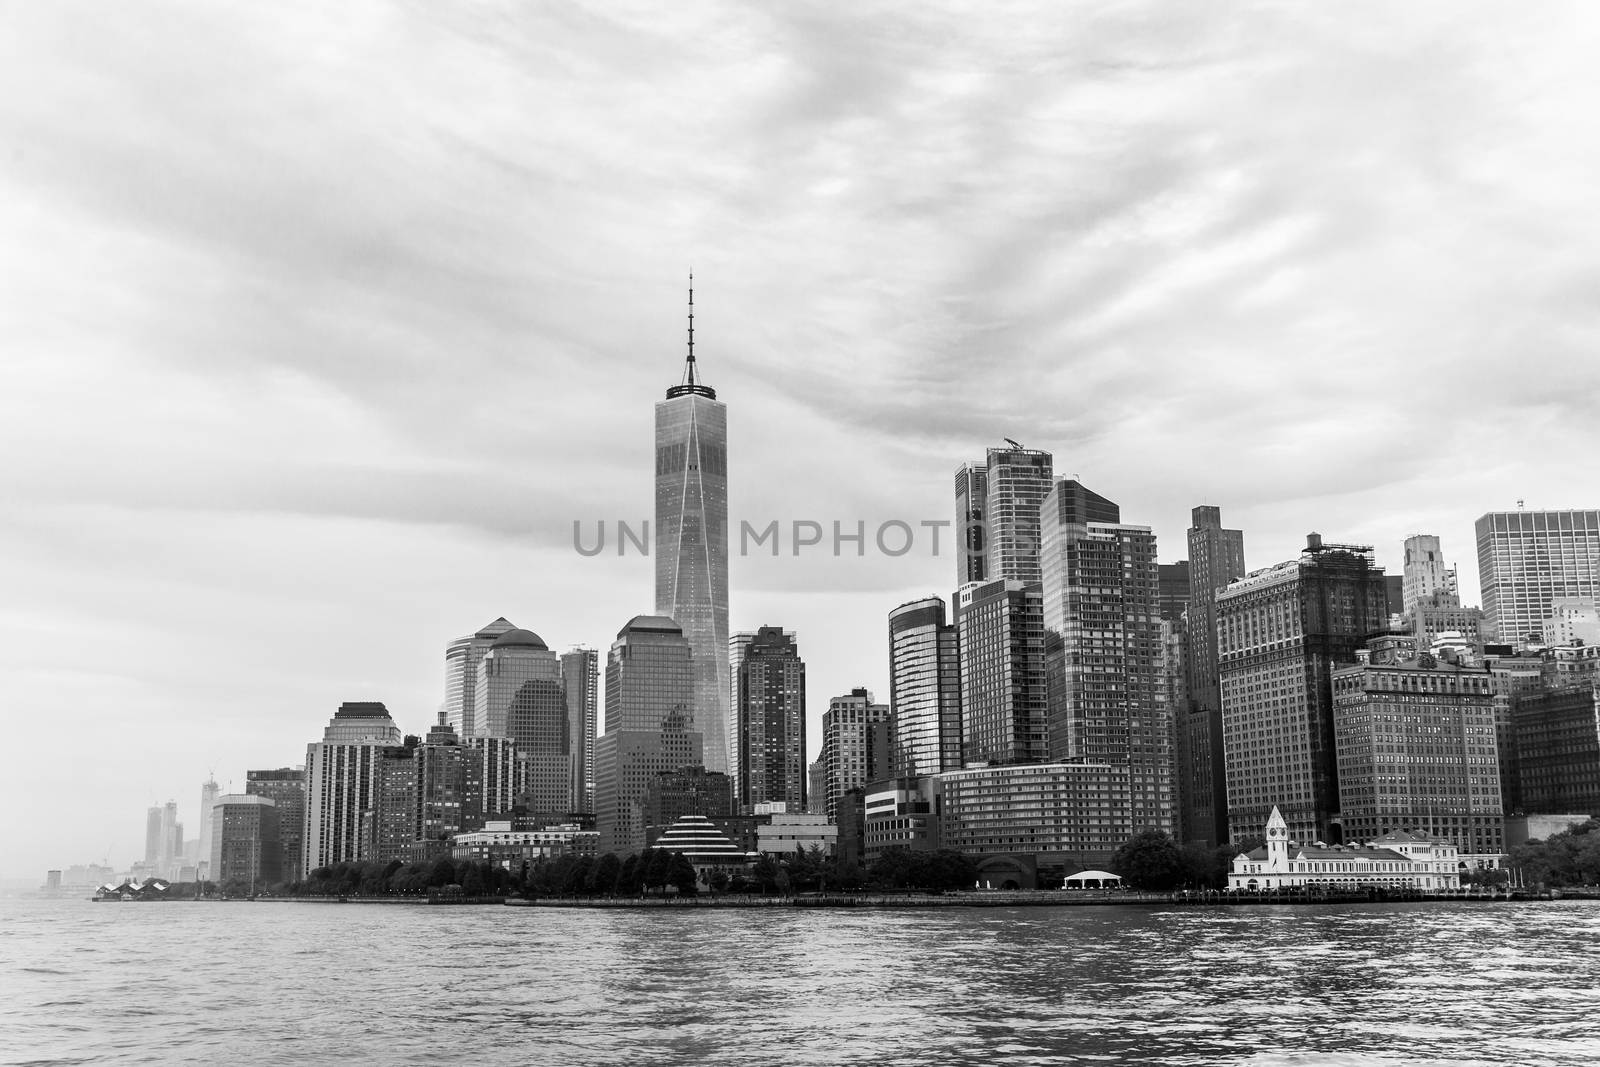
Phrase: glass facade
[
  {"left": 888, "top": 598, "right": 963, "bottom": 778},
  {"left": 560, "top": 648, "right": 599, "bottom": 815},
  {"left": 476, "top": 631, "right": 568, "bottom": 817},
  {"left": 955, "top": 578, "right": 1046, "bottom": 766},
  {"left": 983, "top": 447, "right": 1054, "bottom": 584},
  {"left": 655, "top": 391, "right": 729, "bottom": 776},
  {"left": 444, "top": 617, "right": 516, "bottom": 738}
]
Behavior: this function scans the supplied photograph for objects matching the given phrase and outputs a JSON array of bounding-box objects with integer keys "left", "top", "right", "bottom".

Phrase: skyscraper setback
[{"left": 655, "top": 281, "right": 729, "bottom": 775}]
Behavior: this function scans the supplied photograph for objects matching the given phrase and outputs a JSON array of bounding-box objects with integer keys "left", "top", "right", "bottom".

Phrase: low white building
[{"left": 1228, "top": 806, "right": 1460, "bottom": 892}]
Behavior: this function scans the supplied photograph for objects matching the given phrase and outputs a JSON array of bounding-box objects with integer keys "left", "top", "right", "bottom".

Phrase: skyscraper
[
  {"left": 954, "top": 461, "right": 988, "bottom": 584},
  {"left": 196, "top": 777, "right": 220, "bottom": 881},
  {"left": 209, "top": 795, "right": 280, "bottom": 891},
  {"left": 888, "top": 597, "right": 963, "bottom": 777},
  {"left": 983, "top": 445, "right": 1054, "bottom": 584},
  {"left": 1402, "top": 534, "right": 1459, "bottom": 617},
  {"left": 475, "top": 628, "right": 568, "bottom": 817},
  {"left": 303, "top": 702, "right": 402, "bottom": 872},
  {"left": 1039, "top": 480, "right": 1172, "bottom": 835},
  {"left": 1216, "top": 535, "right": 1388, "bottom": 844},
  {"left": 655, "top": 281, "right": 729, "bottom": 775},
  {"left": 819, "top": 688, "right": 893, "bottom": 823},
  {"left": 561, "top": 647, "right": 600, "bottom": 815},
  {"left": 1476, "top": 509, "right": 1600, "bottom": 644},
  {"left": 444, "top": 617, "right": 517, "bottom": 738},
  {"left": 594, "top": 615, "right": 703, "bottom": 856},
  {"left": 1182, "top": 505, "right": 1246, "bottom": 847},
  {"left": 733, "top": 626, "right": 807, "bottom": 812},
  {"left": 955, "top": 578, "right": 1046, "bottom": 766}
]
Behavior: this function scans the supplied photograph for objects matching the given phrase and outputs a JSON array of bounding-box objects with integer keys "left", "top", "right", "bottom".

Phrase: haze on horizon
[{"left": 4, "top": 1, "right": 1600, "bottom": 882}]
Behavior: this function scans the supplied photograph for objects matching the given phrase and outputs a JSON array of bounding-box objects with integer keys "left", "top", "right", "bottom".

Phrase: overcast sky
[{"left": 5, "top": 2, "right": 1600, "bottom": 881}]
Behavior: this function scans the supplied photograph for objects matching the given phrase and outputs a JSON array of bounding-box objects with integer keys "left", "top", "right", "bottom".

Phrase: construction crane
[{"left": 1003, "top": 438, "right": 1024, "bottom": 450}]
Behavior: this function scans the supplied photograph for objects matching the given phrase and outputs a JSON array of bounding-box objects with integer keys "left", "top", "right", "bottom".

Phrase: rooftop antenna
[{"left": 684, "top": 270, "right": 696, "bottom": 389}]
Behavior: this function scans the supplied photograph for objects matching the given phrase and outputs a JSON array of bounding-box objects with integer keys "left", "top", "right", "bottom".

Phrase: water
[{"left": 3, "top": 898, "right": 1597, "bottom": 1065}]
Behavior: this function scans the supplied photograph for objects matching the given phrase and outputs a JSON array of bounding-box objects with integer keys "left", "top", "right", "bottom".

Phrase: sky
[{"left": 5, "top": 1, "right": 1600, "bottom": 881}]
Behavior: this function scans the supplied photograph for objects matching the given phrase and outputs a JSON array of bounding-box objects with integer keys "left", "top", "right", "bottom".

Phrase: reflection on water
[{"left": 3, "top": 899, "right": 1598, "bottom": 1065}]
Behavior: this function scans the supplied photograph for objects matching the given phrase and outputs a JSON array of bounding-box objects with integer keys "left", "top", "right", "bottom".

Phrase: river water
[{"left": 2, "top": 898, "right": 1597, "bottom": 1065}]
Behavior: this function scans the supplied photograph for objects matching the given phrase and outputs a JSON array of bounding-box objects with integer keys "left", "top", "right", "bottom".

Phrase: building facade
[
  {"left": 1040, "top": 482, "right": 1173, "bottom": 835},
  {"left": 888, "top": 598, "right": 963, "bottom": 778},
  {"left": 1331, "top": 638, "right": 1504, "bottom": 855},
  {"left": 560, "top": 647, "right": 600, "bottom": 815},
  {"left": 820, "top": 688, "right": 893, "bottom": 823},
  {"left": 303, "top": 702, "right": 403, "bottom": 872},
  {"left": 654, "top": 298, "right": 730, "bottom": 775},
  {"left": 476, "top": 628, "right": 568, "bottom": 817},
  {"left": 209, "top": 795, "right": 281, "bottom": 890},
  {"left": 444, "top": 617, "right": 517, "bottom": 738},
  {"left": 1513, "top": 683, "right": 1600, "bottom": 816},
  {"left": 954, "top": 461, "right": 988, "bottom": 584},
  {"left": 1227, "top": 806, "right": 1460, "bottom": 892},
  {"left": 1476, "top": 509, "right": 1600, "bottom": 645},
  {"left": 245, "top": 768, "right": 305, "bottom": 884},
  {"left": 1216, "top": 536, "right": 1389, "bottom": 845},
  {"left": 983, "top": 445, "right": 1055, "bottom": 584},
  {"left": 1183, "top": 505, "right": 1246, "bottom": 848},
  {"left": 594, "top": 615, "right": 703, "bottom": 856},
  {"left": 955, "top": 578, "right": 1046, "bottom": 766},
  {"left": 939, "top": 762, "right": 1135, "bottom": 870},
  {"left": 733, "top": 626, "right": 806, "bottom": 813}
]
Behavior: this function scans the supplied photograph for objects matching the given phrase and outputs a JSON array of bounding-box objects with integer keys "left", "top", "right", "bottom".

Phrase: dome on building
[
  {"left": 617, "top": 615, "right": 682, "bottom": 638},
  {"left": 491, "top": 628, "right": 548, "bottom": 650}
]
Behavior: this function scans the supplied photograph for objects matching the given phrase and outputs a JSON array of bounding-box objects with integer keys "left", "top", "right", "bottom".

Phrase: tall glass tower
[{"left": 654, "top": 278, "right": 729, "bottom": 774}]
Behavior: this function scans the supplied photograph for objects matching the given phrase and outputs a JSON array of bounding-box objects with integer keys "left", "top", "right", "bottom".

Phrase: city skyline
[{"left": 8, "top": 3, "right": 1600, "bottom": 881}]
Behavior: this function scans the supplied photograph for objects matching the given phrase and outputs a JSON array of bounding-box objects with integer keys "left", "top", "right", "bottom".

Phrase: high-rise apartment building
[
  {"left": 733, "top": 627, "right": 807, "bottom": 813},
  {"left": 983, "top": 445, "right": 1055, "bottom": 584},
  {"left": 888, "top": 598, "right": 963, "bottom": 778},
  {"left": 727, "top": 631, "right": 755, "bottom": 795},
  {"left": 560, "top": 647, "right": 600, "bottom": 815},
  {"left": 303, "top": 702, "right": 403, "bottom": 872},
  {"left": 655, "top": 283, "right": 729, "bottom": 775},
  {"left": 1182, "top": 505, "right": 1246, "bottom": 847},
  {"left": 444, "top": 617, "right": 517, "bottom": 738},
  {"left": 820, "top": 689, "right": 893, "bottom": 823},
  {"left": 594, "top": 616, "right": 703, "bottom": 856},
  {"left": 1039, "top": 481, "right": 1172, "bottom": 835},
  {"left": 1476, "top": 509, "right": 1600, "bottom": 644},
  {"left": 245, "top": 767, "right": 306, "bottom": 884},
  {"left": 1216, "top": 535, "right": 1389, "bottom": 844},
  {"left": 465, "top": 735, "right": 522, "bottom": 827},
  {"left": 476, "top": 628, "right": 568, "bottom": 817},
  {"left": 371, "top": 716, "right": 481, "bottom": 864},
  {"left": 955, "top": 578, "right": 1046, "bottom": 766},
  {"left": 1332, "top": 636, "right": 1504, "bottom": 855}
]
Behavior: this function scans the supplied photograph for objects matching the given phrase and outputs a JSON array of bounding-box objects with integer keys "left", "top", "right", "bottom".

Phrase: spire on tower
[{"left": 667, "top": 270, "right": 717, "bottom": 400}]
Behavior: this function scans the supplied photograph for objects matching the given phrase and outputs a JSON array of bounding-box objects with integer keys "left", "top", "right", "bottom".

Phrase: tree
[
  {"left": 592, "top": 854, "right": 622, "bottom": 897},
  {"left": 427, "top": 857, "right": 457, "bottom": 889},
  {"left": 670, "top": 852, "right": 698, "bottom": 895},
  {"left": 1111, "top": 830, "right": 1185, "bottom": 890},
  {"left": 461, "top": 864, "right": 485, "bottom": 896},
  {"left": 752, "top": 854, "right": 781, "bottom": 894},
  {"left": 616, "top": 854, "right": 642, "bottom": 896},
  {"left": 643, "top": 849, "right": 673, "bottom": 896}
]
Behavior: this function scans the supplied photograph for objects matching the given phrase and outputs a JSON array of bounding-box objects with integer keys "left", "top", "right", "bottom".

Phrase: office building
[
  {"left": 209, "top": 795, "right": 281, "bottom": 890},
  {"left": 862, "top": 776, "right": 942, "bottom": 864},
  {"left": 1543, "top": 599, "right": 1600, "bottom": 647},
  {"left": 1402, "top": 535, "right": 1458, "bottom": 617},
  {"left": 955, "top": 578, "right": 1046, "bottom": 766},
  {"left": 1039, "top": 481, "right": 1173, "bottom": 834},
  {"left": 1476, "top": 508, "right": 1600, "bottom": 645},
  {"left": 888, "top": 597, "right": 963, "bottom": 778},
  {"left": 561, "top": 647, "right": 600, "bottom": 815},
  {"left": 444, "top": 617, "right": 517, "bottom": 738},
  {"left": 1158, "top": 562, "right": 1191, "bottom": 623},
  {"left": 1216, "top": 535, "right": 1389, "bottom": 844},
  {"left": 655, "top": 283, "right": 729, "bottom": 775},
  {"left": 733, "top": 627, "right": 806, "bottom": 813},
  {"left": 304, "top": 702, "right": 403, "bottom": 871},
  {"left": 1182, "top": 505, "right": 1246, "bottom": 847},
  {"left": 594, "top": 616, "right": 703, "bottom": 856},
  {"left": 245, "top": 768, "right": 306, "bottom": 884},
  {"left": 1332, "top": 637, "right": 1504, "bottom": 855},
  {"left": 476, "top": 628, "right": 568, "bottom": 817},
  {"left": 1513, "top": 680, "right": 1600, "bottom": 816},
  {"left": 820, "top": 689, "right": 893, "bottom": 823},
  {"left": 954, "top": 461, "right": 988, "bottom": 584}
]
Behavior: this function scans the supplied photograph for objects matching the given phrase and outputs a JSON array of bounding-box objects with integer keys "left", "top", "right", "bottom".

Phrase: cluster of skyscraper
[
  {"left": 110, "top": 296, "right": 1600, "bottom": 892},
  {"left": 815, "top": 447, "right": 1600, "bottom": 880}
]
